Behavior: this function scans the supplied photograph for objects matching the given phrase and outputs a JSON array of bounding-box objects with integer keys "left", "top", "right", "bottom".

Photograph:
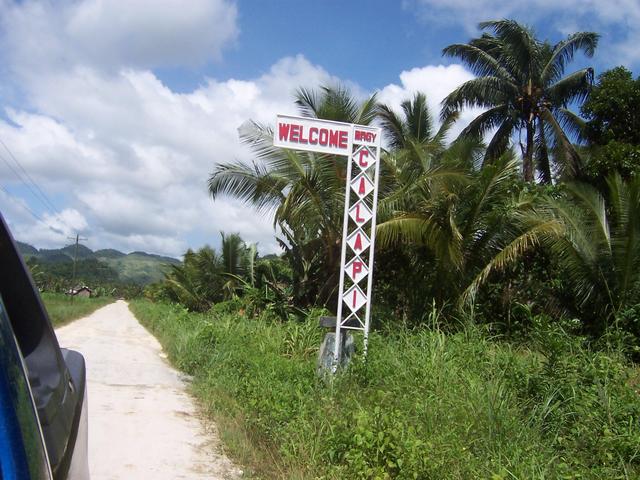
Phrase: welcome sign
[{"left": 274, "top": 114, "right": 382, "bottom": 362}]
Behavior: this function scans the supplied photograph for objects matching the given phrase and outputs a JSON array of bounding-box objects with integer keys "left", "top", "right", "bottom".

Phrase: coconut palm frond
[
  {"left": 542, "top": 32, "right": 599, "bottom": 84},
  {"left": 461, "top": 217, "right": 564, "bottom": 306},
  {"left": 443, "top": 20, "right": 597, "bottom": 182}
]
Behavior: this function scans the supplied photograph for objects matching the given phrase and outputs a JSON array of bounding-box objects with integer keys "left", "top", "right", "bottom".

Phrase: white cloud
[
  {"left": 0, "top": 54, "right": 335, "bottom": 257},
  {"left": 0, "top": 46, "right": 478, "bottom": 257},
  {"left": 2, "top": 205, "right": 90, "bottom": 249},
  {"left": 0, "top": 0, "right": 239, "bottom": 74},
  {"left": 406, "top": 0, "right": 640, "bottom": 67},
  {"left": 0, "top": 0, "right": 491, "bottom": 259},
  {"left": 377, "top": 64, "right": 483, "bottom": 141}
]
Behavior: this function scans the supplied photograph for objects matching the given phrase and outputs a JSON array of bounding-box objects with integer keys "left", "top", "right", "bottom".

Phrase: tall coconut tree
[
  {"left": 208, "top": 85, "right": 377, "bottom": 308},
  {"left": 442, "top": 20, "right": 599, "bottom": 183}
]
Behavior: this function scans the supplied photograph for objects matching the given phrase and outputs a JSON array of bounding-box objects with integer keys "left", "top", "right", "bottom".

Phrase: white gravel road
[{"left": 55, "top": 300, "right": 241, "bottom": 480}]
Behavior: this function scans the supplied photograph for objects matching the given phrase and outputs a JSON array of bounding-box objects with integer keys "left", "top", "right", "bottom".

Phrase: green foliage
[
  {"left": 581, "top": 67, "right": 640, "bottom": 184},
  {"left": 24, "top": 257, "right": 144, "bottom": 299},
  {"left": 374, "top": 92, "right": 543, "bottom": 320},
  {"left": 442, "top": 20, "right": 598, "bottom": 182},
  {"left": 130, "top": 301, "right": 640, "bottom": 479},
  {"left": 458, "top": 173, "right": 640, "bottom": 336},
  {"left": 531, "top": 175, "right": 640, "bottom": 332},
  {"left": 377, "top": 152, "right": 543, "bottom": 313},
  {"left": 610, "top": 306, "right": 640, "bottom": 361},
  {"left": 41, "top": 292, "right": 112, "bottom": 327},
  {"left": 582, "top": 67, "right": 640, "bottom": 146},
  {"left": 27, "top": 256, "right": 119, "bottom": 287},
  {"left": 209, "top": 85, "right": 377, "bottom": 310},
  {"left": 583, "top": 142, "right": 640, "bottom": 184},
  {"left": 147, "top": 232, "right": 290, "bottom": 315}
]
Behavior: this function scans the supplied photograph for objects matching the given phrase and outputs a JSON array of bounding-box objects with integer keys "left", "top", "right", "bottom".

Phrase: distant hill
[
  {"left": 94, "top": 249, "right": 126, "bottom": 259},
  {"left": 129, "top": 251, "right": 180, "bottom": 264},
  {"left": 17, "top": 241, "right": 180, "bottom": 285},
  {"left": 102, "top": 253, "right": 180, "bottom": 284},
  {"left": 60, "top": 244, "right": 94, "bottom": 259},
  {"left": 16, "top": 241, "right": 38, "bottom": 255}
]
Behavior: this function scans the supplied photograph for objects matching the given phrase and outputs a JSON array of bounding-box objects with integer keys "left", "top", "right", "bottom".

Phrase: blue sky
[{"left": 0, "top": 0, "right": 637, "bottom": 257}]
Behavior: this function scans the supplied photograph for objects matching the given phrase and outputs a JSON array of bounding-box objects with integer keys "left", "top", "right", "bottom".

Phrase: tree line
[{"left": 150, "top": 20, "right": 640, "bottom": 346}]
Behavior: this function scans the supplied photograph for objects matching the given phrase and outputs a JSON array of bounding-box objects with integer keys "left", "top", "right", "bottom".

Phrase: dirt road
[{"left": 55, "top": 300, "right": 241, "bottom": 480}]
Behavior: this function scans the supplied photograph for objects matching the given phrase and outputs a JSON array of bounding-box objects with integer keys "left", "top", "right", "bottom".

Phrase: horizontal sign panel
[{"left": 273, "top": 115, "right": 352, "bottom": 156}]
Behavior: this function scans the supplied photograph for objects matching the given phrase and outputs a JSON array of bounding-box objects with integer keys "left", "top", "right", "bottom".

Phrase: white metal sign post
[{"left": 274, "top": 114, "right": 381, "bottom": 365}]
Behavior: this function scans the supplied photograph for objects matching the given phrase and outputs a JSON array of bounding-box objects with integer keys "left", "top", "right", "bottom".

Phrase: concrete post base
[{"left": 316, "top": 332, "right": 355, "bottom": 375}]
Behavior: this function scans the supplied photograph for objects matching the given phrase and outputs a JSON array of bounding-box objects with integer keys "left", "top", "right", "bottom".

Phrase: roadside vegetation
[
  {"left": 42, "top": 292, "right": 113, "bottom": 327},
  {"left": 131, "top": 300, "right": 640, "bottom": 479},
  {"left": 138, "top": 19, "right": 640, "bottom": 479}
]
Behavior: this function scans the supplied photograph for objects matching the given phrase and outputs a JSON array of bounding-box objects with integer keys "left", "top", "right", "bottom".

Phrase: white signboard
[
  {"left": 273, "top": 114, "right": 382, "bottom": 364},
  {"left": 274, "top": 115, "right": 352, "bottom": 156}
]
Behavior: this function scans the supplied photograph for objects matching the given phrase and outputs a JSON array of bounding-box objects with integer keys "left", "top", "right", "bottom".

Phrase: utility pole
[{"left": 67, "top": 233, "right": 87, "bottom": 301}]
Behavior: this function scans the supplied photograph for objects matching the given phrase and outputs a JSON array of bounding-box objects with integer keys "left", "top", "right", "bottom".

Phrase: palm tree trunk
[
  {"left": 537, "top": 119, "right": 552, "bottom": 184},
  {"left": 523, "top": 122, "right": 535, "bottom": 182}
]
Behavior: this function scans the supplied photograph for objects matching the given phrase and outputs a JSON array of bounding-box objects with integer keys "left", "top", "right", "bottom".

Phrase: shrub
[{"left": 130, "top": 300, "right": 640, "bottom": 479}]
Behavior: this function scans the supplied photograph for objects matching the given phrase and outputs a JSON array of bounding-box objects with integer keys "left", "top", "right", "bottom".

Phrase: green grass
[
  {"left": 129, "top": 299, "right": 640, "bottom": 479},
  {"left": 42, "top": 292, "right": 113, "bottom": 327}
]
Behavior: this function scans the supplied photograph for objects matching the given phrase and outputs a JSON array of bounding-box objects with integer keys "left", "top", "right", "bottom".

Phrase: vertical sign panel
[
  {"left": 273, "top": 115, "right": 381, "bottom": 365},
  {"left": 334, "top": 124, "right": 381, "bottom": 363}
]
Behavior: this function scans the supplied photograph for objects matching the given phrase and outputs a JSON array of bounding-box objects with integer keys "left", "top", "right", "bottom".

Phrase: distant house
[{"left": 66, "top": 286, "right": 92, "bottom": 298}]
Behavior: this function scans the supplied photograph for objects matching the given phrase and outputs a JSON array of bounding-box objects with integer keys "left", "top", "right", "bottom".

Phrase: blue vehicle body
[
  {"left": 0, "top": 213, "right": 89, "bottom": 480},
  {"left": 0, "top": 297, "right": 52, "bottom": 479}
]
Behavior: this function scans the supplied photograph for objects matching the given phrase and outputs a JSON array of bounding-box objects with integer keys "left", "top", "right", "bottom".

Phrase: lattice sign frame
[{"left": 274, "top": 115, "right": 381, "bottom": 364}]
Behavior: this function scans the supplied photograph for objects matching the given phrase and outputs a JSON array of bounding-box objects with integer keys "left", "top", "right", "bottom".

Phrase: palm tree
[
  {"left": 373, "top": 94, "right": 488, "bottom": 318},
  {"left": 376, "top": 92, "right": 455, "bottom": 151},
  {"left": 377, "top": 95, "right": 519, "bottom": 310},
  {"left": 442, "top": 20, "right": 599, "bottom": 183},
  {"left": 220, "top": 232, "right": 257, "bottom": 298},
  {"left": 156, "top": 233, "right": 258, "bottom": 311},
  {"left": 461, "top": 173, "right": 640, "bottom": 332},
  {"left": 375, "top": 93, "right": 474, "bottom": 216},
  {"left": 541, "top": 175, "right": 640, "bottom": 330},
  {"left": 162, "top": 246, "right": 223, "bottom": 311},
  {"left": 208, "top": 85, "right": 378, "bottom": 309}
]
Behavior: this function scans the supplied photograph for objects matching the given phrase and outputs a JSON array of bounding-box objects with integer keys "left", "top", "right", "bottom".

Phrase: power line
[
  {"left": 0, "top": 151, "right": 47, "bottom": 211},
  {"left": 0, "top": 139, "right": 87, "bottom": 243},
  {"left": 0, "top": 137, "right": 58, "bottom": 214},
  {"left": 0, "top": 185, "right": 65, "bottom": 235},
  {"left": 0, "top": 185, "right": 44, "bottom": 222}
]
